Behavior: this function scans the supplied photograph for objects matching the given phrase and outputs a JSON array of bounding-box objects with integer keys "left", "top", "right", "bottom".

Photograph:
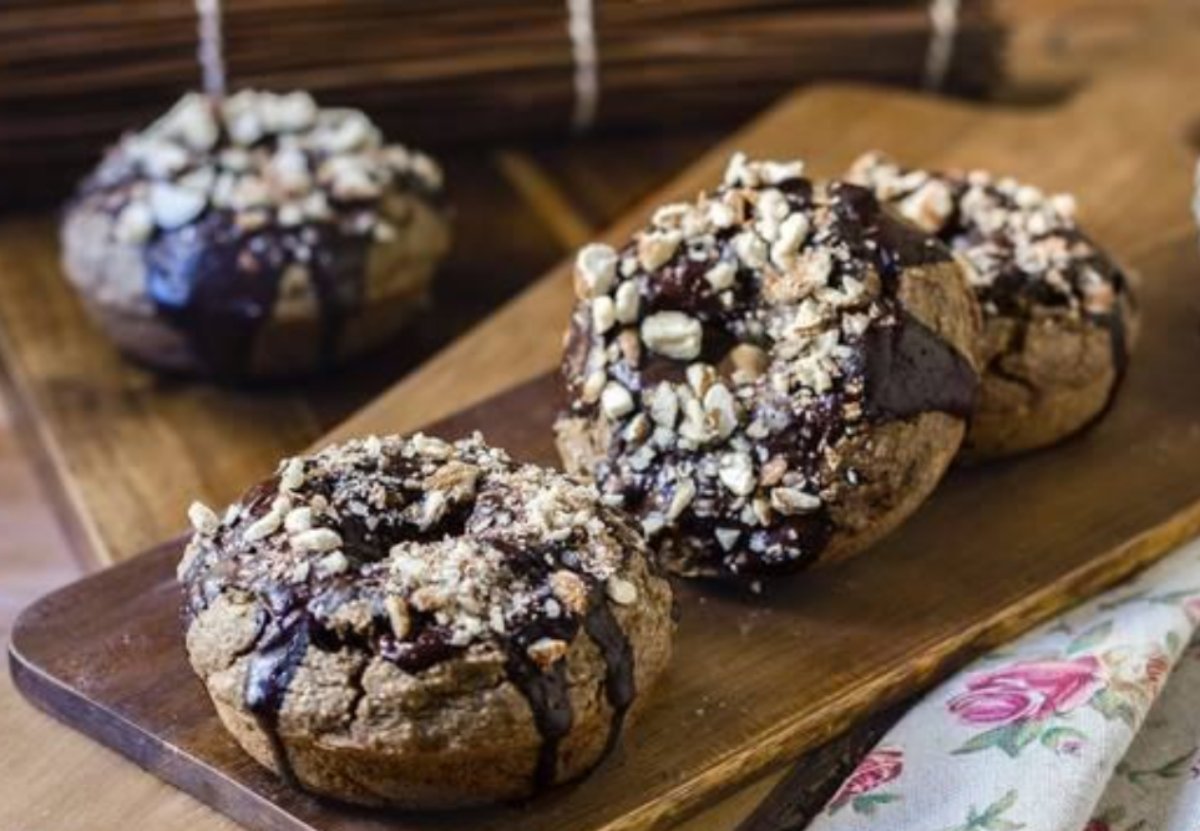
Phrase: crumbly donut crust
[
  {"left": 848, "top": 152, "right": 1137, "bottom": 459},
  {"left": 179, "top": 433, "right": 674, "bottom": 807},
  {"left": 554, "top": 154, "right": 980, "bottom": 580},
  {"left": 61, "top": 91, "right": 450, "bottom": 378}
]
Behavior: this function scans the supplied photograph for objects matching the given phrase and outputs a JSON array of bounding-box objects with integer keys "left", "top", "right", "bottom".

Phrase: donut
[
  {"left": 554, "top": 154, "right": 981, "bottom": 581},
  {"left": 61, "top": 91, "right": 450, "bottom": 380},
  {"left": 848, "top": 152, "right": 1137, "bottom": 460},
  {"left": 178, "top": 433, "right": 674, "bottom": 807}
]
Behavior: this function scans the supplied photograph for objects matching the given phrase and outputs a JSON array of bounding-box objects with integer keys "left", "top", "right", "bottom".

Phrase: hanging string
[
  {"left": 196, "top": 0, "right": 227, "bottom": 97},
  {"left": 923, "top": 0, "right": 960, "bottom": 91},
  {"left": 566, "top": 0, "right": 599, "bottom": 132}
]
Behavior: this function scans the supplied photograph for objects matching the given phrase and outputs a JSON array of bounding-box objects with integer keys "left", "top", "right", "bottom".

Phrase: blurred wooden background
[
  {"left": 0, "top": 0, "right": 1004, "bottom": 205},
  {"left": 0, "top": 2, "right": 1196, "bottom": 831}
]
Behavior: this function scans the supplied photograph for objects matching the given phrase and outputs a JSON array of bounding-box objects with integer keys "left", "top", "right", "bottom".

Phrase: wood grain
[{"left": 13, "top": 44, "right": 1200, "bottom": 829}]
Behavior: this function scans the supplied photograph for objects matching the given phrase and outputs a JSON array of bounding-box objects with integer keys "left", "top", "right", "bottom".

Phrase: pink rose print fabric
[
  {"left": 801, "top": 537, "right": 1200, "bottom": 831},
  {"left": 948, "top": 657, "right": 1102, "bottom": 725},
  {"left": 827, "top": 748, "right": 902, "bottom": 816}
]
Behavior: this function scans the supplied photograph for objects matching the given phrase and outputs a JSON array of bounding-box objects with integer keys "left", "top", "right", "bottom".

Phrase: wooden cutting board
[{"left": 12, "top": 41, "right": 1200, "bottom": 831}]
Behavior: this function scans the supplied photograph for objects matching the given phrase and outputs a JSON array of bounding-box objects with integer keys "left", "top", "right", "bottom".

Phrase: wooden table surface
[{"left": 2, "top": 1, "right": 1194, "bottom": 828}]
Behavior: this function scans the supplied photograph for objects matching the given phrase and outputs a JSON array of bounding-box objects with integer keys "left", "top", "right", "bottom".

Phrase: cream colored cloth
[{"left": 807, "top": 538, "right": 1200, "bottom": 830}]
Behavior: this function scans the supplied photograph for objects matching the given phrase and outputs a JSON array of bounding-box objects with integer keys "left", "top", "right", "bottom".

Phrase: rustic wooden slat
[{"left": 0, "top": 0, "right": 1005, "bottom": 206}]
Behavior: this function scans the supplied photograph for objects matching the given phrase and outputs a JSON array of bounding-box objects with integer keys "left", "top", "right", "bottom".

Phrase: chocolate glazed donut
[
  {"left": 60, "top": 91, "right": 450, "bottom": 380},
  {"left": 555, "top": 154, "right": 981, "bottom": 582},
  {"left": 848, "top": 152, "right": 1138, "bottom": 461},
  {"left": 178, "top": 433, "right": 674, "bottom": 808}
]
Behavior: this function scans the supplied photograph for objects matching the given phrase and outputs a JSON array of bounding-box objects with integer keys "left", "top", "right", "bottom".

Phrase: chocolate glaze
[
  {"left": 144, "top": 213, "right": 372, "bottom": 379},
  {"left": 863, "top": 312, "right": 977, "bottom": 421},
  {"left": 831, "top": 182, "right": 954, "bottom": 284}
]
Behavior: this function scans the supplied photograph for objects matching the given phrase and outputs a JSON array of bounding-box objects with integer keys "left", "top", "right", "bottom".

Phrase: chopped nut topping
[
  {"left": 527, "top": 637, "right": 569, "bottom": 668},
  {"left": 613, "top": 281, "right": 640, "bottom": 323},
  {"left": 188, "top": 501, "right": 221, "bottom": 535},
  {"left": 284, "top": 506, "right": 314, "bottom": 533},
  {"left": 114, "top": 202, "right": 154, "bottom": 244},
  {"left": 79, "top": 90, "right": 443, "bottom": 245},
  {"left": 315, "top": 550, "right": 350, "bottom": 576},
  {"left": 770, "top": 487, "right": 822, "bottom": 515},
  {"left": 279, "top": 457, "right": 306, "bottom": 491},
  {"left": 718, "top": 452, "right": 756, "bottom": 496},
  {"left": 243, "top": 509, "right": 282, "bottom": 542},
  {"left": 291, "top": 527, "right": 343, "bottom": 553},
  {"left": 641, "top": 312, "right": 703, "bottom": 360},
  {"left": 601, "top": 381, "right": 636, "bottom": 420},
  {"left": 425, "top": 460, "right": 480, "bottom": 501},
  {"left": 384, "top": 595, "right": 411, "bottom": 639},
  {"left": 581, "top": 370, "right": 607, "bottom": 403},
  {"left": 728, "top": 343, "right": 768, "bottom": 381},
  {"left": 704, "top": 261, "right": 737, "bottom": 291},
  {"left": 181, "top": 433, "right": 658, "bottom": 674},
  {"left": 575, "top": 243, "right": 618, "bottom": 298},
  {"left": 638, "top": 230, "right": 682, "bottom": 271},
  {"left": 549, "top": 570, "right": 590, "bottom": 615},
  {"left": 592, "top": 296, "right": 617, "bottom": 334},
  {"left": 849, "top": 151, "right": 1125, "bottom": 321},
  {"left": 648, "top": 384, "right": 679, "bottom": 428},
  {"left": 606, "top": 576, "right": 639, "bottom": 606}
]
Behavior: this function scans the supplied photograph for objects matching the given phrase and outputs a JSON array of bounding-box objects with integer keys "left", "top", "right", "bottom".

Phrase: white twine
[
  {"left": 566, "top": 0, "right": 599, "bottom": 132},
  {"left": 196, "top": 0, "right": 226, "bottom": 97},
  {"left": 1193, "top": 160, "right": 1200, "bottom": 236},
  {"left": 923, "top": 0, "right": 960, "bottom": 91}
]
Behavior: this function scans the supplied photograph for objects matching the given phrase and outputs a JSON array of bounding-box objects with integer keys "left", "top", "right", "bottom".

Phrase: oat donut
[
  {"left": 554, "top": 154, "right": 981, "bottom": 581},
  {"left": 848, "top": 152, "right": 1137, "bottom": 460},
  {"left": 178, "top": 433, "right": 674, "bottom": 808},
  {"left": 62, "top": 91, "right": 450, "bottom": 380}
]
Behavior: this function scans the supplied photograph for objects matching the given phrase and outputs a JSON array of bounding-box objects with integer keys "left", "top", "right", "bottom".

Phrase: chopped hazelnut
[
  {"left": 606, "top": 576, "right": 639, "bottom": 606},
  {"left": 187, "top": 501, "right": 221, "bottom": 535},
  {"left": 641, "top": 312, "right": 702, "bottom": 360}
]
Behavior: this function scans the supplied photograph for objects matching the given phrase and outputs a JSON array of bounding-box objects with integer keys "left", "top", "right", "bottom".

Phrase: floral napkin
[{"left": 806, "top": 537, "right": 1200, "bottom": 831}]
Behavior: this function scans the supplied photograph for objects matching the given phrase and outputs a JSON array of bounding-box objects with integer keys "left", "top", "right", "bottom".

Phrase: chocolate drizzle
[
  {"left": 503, "top": 585, "right": 637, "bottom": 791},
  {"left": 144, "top": 214, "right": 373, "bottom": 379},
  {"left": 582, "top": 588, "right": 637, "bottom": 758},
  {"left": 243, "top": 610, "right": 310, "bottom": 787},
  {"left": 505, "top": 634, "right": 576, "bottom": 790}
]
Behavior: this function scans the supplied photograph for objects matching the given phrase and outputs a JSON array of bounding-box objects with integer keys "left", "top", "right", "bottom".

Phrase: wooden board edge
[
  {"left": 596, "top": 496, "right": 1200, "bottom": 831},
  {"left": 5, "top": 642, "right": 312, "bottom": 831}
]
